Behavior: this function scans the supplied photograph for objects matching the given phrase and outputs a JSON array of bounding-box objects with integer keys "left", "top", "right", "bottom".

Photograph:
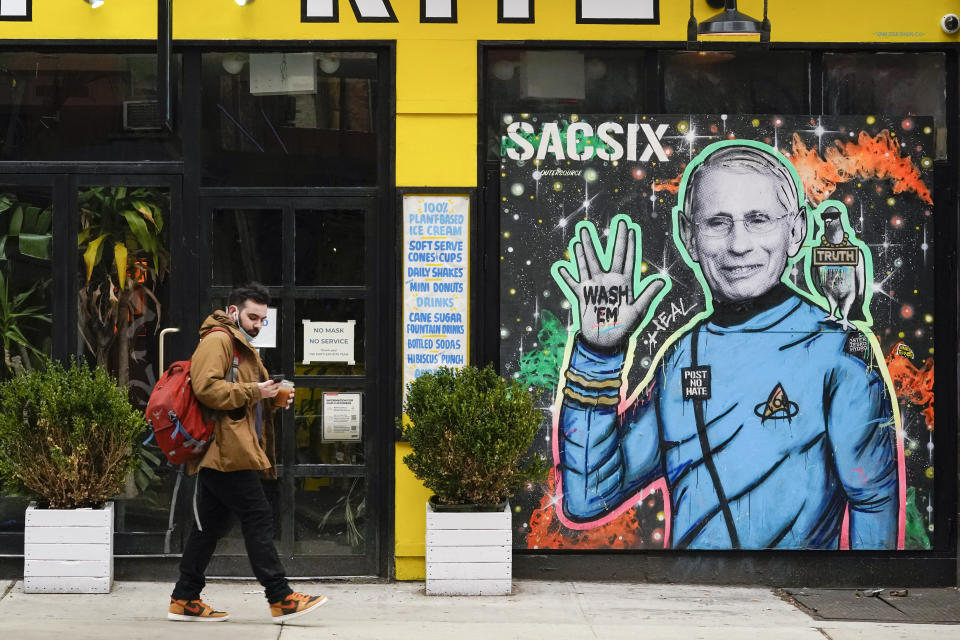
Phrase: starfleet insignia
[{"left": 754, "top": 383, "right": 800, "bottom": 423}]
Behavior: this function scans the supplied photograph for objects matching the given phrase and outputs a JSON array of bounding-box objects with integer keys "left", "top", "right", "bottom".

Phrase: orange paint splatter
[
  {"left": 885, "top": 342, "right": 935, "bottom": 430},
  {"left": 526, "top": 472, "right": 658, "bottom": 549},
  {"left": 789, "top": 130, "right": 933, "bottom": 207},
  {"left": 652, "top": 174, "right": 682, "bottom": 195}
]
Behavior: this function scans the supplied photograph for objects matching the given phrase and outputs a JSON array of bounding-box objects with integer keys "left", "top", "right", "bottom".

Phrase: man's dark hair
[{"left": 229, "top": 282, "right": 270, "bottom": 309}]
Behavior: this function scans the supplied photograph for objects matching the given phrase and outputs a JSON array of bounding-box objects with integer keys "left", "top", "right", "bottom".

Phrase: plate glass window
[
  {"left": 201, "top": 52, "right": 379, "bottom": 186},
  {"left": 0, "top": 53, "right": 180, "bottom": 161},
  {"left": 823, "top": 52, "right": 947, "bottom": 159},
  {"left": 661, "top": 51, "right": 810, "bottom": 114}
]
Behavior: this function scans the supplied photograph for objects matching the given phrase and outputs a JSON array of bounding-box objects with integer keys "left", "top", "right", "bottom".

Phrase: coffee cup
[{"left": 274, "top": 380, "right": 294, "bottom": 408}]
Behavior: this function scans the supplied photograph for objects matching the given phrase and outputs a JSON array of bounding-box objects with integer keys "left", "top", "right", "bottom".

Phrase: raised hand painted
[{"left": 553, "top": 218, "right": 668, "bottom": 351}]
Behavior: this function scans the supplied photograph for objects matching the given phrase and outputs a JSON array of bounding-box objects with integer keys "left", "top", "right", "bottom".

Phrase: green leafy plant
[
  {"left": 0, "top": 191, "right": 53, "bottom": 379},
  {"left": 77, "top": 186, "right": 169, "bottom": 388},
  {"left": 316, "top": 477, "right": 366, "bottom": 551},
  {"left": 0, "top": 266, "right": 50, "bottom": 377},
  {"left": 0, "top": 192, "right": 53, "bottom": 262},
  {"left": 0, "top": 359, "right": 146, "bottom": 509},
  {"left": 401, "top": 365, "right": 549, "bottom": 506}
]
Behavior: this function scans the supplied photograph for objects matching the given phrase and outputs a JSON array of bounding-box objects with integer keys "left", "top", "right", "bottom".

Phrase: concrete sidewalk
[{"left": 1, "top": 579, "right": 957, "bottom": 640}]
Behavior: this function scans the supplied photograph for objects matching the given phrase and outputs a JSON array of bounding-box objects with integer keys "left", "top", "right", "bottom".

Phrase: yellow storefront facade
[{"left": 0, "top": 1, "right": 956, "bottom": 585}]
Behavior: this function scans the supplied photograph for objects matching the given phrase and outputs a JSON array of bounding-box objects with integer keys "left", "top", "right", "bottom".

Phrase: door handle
[{"left": 159, "top": 327, "right": 181, "bottom": 372}]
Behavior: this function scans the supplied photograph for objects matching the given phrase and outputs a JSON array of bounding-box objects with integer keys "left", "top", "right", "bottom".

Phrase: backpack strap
[{"left": 201, "top": 327, "right": 241, "bottom": 381}]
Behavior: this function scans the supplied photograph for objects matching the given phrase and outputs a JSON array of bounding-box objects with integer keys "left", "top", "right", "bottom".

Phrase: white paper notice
[
  {"left": 249, "top": 307, "right": 278, "bottom": 349},
  {"left": 402, "top": 194, "right": 469, "bottom": 398},
  {"left": 302, "top": 320, "right": 356, "bottom": 364},
  {"left": 322, "top": 392, "right": 362, "bottom": 442}
]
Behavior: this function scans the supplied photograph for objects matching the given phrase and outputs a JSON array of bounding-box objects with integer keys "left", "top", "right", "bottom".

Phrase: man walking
[
  {"left": 168, "top": 282, "right": 328, "bottom": 623},
  {"left": 555, "top": 142, "right": 901, "bottom": 550}
]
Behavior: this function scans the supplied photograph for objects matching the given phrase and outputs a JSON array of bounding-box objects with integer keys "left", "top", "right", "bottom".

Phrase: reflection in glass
[
  {"left": 295, "top": 210, "right": 366, "bottom": 286},
  {"left": 824, "top": 53, "right": 947, "bottom": 159},
  {"left": 73, "top": 185, "right": 174, "bottom": 554},
  {"left": 0, "top": 53, "right": 181, "bottom": 161},
  {"left": 662, "top": 51, "right": 809, "bottom": 114},
  {"left": 113, "top": 465, "right": 186, "bottom": 554},
  {"left": 484, "top": 49, "right": 646, "bottom": 160},
  {"left": 294, "top": 477, "right": 365, "bottom": 555},
  {"left": 201, "top": 51, "right": 379, "bottom": 186},
  {"left": 296, "top": 298, "right": 366, "bottom": 375},
  {"left": 77, "top": 186, "right": 170, "bottom": 400},
  {"left": 0, "top": 495, "right": 28, "bottom": 553},
  {"left": 210, "top": 209, "right": 283, "bottom": 286},
  {"left": 293, "top": 386, "right": 364, "bottom": 465},
  {"left": 0, "top": 186, "right": 53, "bottom": 379}
]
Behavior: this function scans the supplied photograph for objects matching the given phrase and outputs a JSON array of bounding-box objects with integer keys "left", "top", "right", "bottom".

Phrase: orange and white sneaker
[
  {"left": 269, "top": 592, "right": 328, "bottom": 624},
  {"left": 167, "top": 598, "right": 230, "bottom": 622}
]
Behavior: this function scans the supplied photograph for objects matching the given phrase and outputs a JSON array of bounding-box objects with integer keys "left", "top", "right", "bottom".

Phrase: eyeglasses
[{"left": 691, "top": 212, "right": 793, "bottom": 238}]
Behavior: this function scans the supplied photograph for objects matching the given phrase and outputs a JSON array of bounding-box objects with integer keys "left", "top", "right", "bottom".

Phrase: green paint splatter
[
  {"left": 904, "top": 486, "right": 931, "bottom": 550},
  {"left": 517, "top": 309, "right": 568, "bottom": 392}
]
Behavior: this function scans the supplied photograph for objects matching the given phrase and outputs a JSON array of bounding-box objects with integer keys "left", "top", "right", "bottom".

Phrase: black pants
[{"left": 172, "top": 468, "right": 293, "bottom": 603}]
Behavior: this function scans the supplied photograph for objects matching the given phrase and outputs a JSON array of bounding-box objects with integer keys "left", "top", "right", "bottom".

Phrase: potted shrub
[
  {"left": 0, "top": 359, "right": 146, "bottom": 593},
  {"left": 401, "top": 365, "right": 548, "bottom": 596}
]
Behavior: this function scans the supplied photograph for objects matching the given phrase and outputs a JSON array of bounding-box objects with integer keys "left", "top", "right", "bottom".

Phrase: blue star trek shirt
[{"left": 559, "top": 287, "right": 899, "bottom": 549}]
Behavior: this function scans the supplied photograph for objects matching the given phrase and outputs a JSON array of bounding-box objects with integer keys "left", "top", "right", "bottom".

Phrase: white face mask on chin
[{"left": 231, "top": 310, "right": 256, "bottom": 344}]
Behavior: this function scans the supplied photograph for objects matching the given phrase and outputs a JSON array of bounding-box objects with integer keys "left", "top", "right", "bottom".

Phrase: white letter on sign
[
  {"left": 566, "top": 122, "right": 595, "bottom": 161},
  {"left": 422, "top": 0, "right": 456, "bottom": 21},
  {"left": 499, "top": 0, "right": 533, "bottom": 22},
  {"left": 577, "top": 0, "right": 658, "bottom": 23},
  {"left": 349, "top": 0, "right": 398, "bottom": 22},
  {"left": 638, "top": 123, "right": 669, "bottom": 162},
  {"left": 304, "top": 0, "right": 337, "bottom": 20},
  {"left": 506, "top": 122, "right": 535, "bottom": 161}
]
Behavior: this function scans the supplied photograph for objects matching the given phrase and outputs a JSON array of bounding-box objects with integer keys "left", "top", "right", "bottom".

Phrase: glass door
[
  {"left": 200, "top": 196, "right": 382, "bottom": 576},
  {"left": 74, "top": 175, "right": 185, "bottom": 555}
]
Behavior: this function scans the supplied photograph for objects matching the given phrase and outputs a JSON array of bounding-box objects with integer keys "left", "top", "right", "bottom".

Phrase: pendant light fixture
[{"left": 689, "top": 0, "right": 771, "bottom": 42}]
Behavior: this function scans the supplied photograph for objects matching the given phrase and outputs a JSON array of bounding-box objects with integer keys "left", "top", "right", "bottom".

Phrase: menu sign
[{"left": 402, "top": 194, "right": 469, "bottom": 397}]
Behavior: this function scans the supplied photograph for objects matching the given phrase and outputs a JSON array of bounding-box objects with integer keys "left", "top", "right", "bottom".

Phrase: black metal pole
[
  {"left": 157, "top": 0, "right": 172, "bottom": 131},
  {"left": 761, "top": 0, "right": 771, "bottom": 42},
  {"left": 687, "top": 0, "right": 699, "bottom": 42}
]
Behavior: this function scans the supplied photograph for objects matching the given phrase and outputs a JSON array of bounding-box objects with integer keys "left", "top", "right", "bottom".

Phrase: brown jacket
[{"left": 188, "top": 311, "right": 277, "bottom": 478}]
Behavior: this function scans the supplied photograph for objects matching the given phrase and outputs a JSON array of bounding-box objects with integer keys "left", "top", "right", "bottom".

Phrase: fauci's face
[
  {"left": 680, "top": 167, "right": 806, "bottom": 302},
  {"left": 229, "top": 300, "right": 268, "bottom": 337}
]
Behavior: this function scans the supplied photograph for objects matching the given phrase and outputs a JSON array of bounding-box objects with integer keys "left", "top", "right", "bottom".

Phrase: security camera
[{"left": 942, "top": 14, "right": 960, "bottom": 34}]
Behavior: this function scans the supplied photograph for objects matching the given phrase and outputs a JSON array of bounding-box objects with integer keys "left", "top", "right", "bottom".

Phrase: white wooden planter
[
  {"left": 23, "top": 501, "right": 113, "bottom": 594},
  {"left": 425, "top": 500, "right": 511, "bottom": 596}
]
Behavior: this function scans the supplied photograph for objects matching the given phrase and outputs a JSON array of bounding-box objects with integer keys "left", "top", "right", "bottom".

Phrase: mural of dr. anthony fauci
[{"left": 554, "top": 141, "right": 903, "bottom": 550}]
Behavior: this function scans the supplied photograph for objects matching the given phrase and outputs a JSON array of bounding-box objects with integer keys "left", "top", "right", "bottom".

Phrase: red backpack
[{"left": 145, "top": 328, "right": 240, "bottom": 465}]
